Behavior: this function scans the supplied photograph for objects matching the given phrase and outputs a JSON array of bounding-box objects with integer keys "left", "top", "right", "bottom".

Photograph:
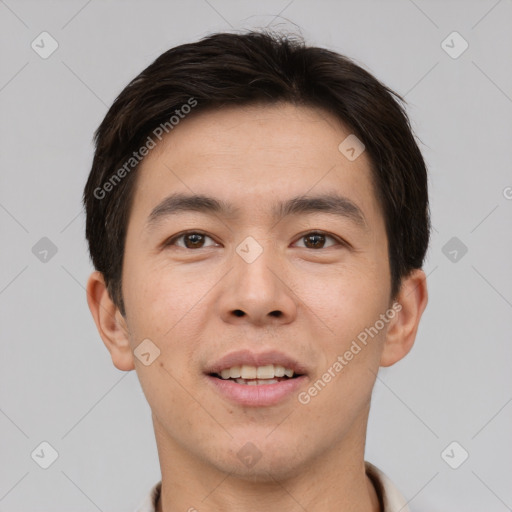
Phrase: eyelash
[{"left": 164, "top": 230, "right": 347, "bottom": 250}]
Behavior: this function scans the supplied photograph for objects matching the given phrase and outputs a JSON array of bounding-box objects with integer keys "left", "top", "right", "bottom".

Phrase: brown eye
[
  {"left": 183, "top": 233, "right": 206, "bottom": 248},
  {"left": 166, "top": 232, "right": 217, "bottom": 249},
  {"left": 295, "top": 232, "right": 338, "bottom": 249}
]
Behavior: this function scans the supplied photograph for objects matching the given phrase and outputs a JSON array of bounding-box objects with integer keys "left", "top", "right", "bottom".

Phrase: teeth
[
  {"left": 235, "top": 378, "right": 279, "bottom": 385},
  {"left": 218, "top": 364, "right": 295, "bottom": 380},
  {"left": 220, "top": 366, "right": 241, "bottom": 379},
  {"left": 259, "top": 379, "right": 278, "bottom": 385},
  {"left": 240, "top": 365, "right": 257, "bottom": 379},
  {"left": 229, "top": 366, "right": 241, "bottom": 378},
  {"left": 256, "top": 365, "right": 274, "bottom": 379},
  {"left": 274, "top": 365, "right": 285, "bottom": 377}
]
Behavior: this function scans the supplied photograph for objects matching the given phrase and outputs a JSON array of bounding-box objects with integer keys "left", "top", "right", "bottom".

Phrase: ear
[
  {"left": 86, "top": 271, "right": 135, "bottom": 371},
  {"left": 380, "top": 268, "right": 428, "bottom": 367}
]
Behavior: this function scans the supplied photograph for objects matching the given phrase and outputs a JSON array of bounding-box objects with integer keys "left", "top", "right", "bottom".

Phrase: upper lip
[{"left": 205, "top": 349, "right": 308, "bottom": 376}]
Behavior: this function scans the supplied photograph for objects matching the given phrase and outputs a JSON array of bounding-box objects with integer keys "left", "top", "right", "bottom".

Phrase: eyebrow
[{"left": 145, "top": 192, "right": 367, "bottom": 230}]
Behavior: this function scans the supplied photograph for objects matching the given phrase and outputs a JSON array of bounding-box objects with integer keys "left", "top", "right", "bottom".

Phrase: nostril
[{"left": 232, "top": 310, "right": 282, "bottom": 318}]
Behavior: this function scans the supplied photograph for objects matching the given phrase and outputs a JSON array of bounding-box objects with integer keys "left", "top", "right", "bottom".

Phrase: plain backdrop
[{"left": 1, "top": 1, "right": 511, "bottom": 511}]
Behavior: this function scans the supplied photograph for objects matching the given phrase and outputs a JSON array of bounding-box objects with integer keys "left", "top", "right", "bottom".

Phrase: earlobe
[
  {"left": 380, "top": 269, "right": 428, "bottom": 367},
  {"left": 86, "top": 271, "right": 135, "bottom": 371}
]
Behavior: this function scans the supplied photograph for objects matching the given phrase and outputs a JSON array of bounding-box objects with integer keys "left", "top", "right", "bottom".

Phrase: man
[{"left": 84, "top": 31, "right": 429, "bottom": 512}]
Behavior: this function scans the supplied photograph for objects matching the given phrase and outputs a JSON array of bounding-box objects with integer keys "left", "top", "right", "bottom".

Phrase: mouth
[
  {"left": 209, "top": 363, "right": 302, "bottom": 386},
  {"left": 204, "top": 351, "right": 308, "bottom": 407}
]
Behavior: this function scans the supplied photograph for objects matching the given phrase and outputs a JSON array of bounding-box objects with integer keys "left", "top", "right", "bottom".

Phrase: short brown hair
[{"left": 83, "top": 30, "right": 430, "bottom": 316}]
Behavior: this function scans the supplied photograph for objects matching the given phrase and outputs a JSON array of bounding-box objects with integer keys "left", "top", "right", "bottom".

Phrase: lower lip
[{"left": 206, "top": 375, "right": 307, "bottom": 407}]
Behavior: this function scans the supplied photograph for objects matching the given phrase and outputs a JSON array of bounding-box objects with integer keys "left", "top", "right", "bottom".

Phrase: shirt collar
[
  {"left": 365, "top": 461, "right": 410, "bottom": 511},
  {"left": 135, "top": 461, "right": 409, "bottom": 512}
]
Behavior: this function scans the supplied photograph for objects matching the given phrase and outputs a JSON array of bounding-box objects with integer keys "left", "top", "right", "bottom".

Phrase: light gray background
[{"left": 1, "top": 0, "right": 511, "bottom": 510}]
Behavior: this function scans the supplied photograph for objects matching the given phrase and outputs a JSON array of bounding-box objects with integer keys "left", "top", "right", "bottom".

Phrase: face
[{"left": 117, "top": 103, "right": 396, "bottom": 479}]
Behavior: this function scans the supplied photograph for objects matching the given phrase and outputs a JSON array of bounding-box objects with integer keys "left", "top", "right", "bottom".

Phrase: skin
[{"left": 87, "top": 103, "right": 428, "bottom": 512}]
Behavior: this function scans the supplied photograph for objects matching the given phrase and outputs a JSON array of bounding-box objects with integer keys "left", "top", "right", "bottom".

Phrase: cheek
[
  {"left": 123, "top": 262, "right": 214, "bottom": 382},
  {"left": 123, "top": 256, "right": 197, "bottom": 338},
  {"left": 297, "top": 260, "right": 390, "bottom": 397},
  {"left": 303, "top": 261, "right": 386, "bottom": 330},
  {"left": 300, "top": 322, "right": 386, "bottom": 431}
]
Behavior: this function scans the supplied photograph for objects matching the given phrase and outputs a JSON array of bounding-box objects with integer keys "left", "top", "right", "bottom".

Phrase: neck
[{"left": 153, "top": 417, "right": 381, "bottom": 512}]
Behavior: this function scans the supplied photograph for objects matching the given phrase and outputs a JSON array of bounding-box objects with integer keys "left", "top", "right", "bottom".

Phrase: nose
[{"left": 216, "top": 238, "right": 298, "bottom": 327}]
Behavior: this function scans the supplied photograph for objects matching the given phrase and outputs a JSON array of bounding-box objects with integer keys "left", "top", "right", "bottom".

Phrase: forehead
[{"left": 129, "top": 102, "right": 382, "bottom": 228}]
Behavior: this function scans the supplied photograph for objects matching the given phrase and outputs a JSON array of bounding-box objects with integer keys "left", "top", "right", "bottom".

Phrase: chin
[
  {"left": 216, "top": 454, "right": 304, "bottom": 483},
  {"left": 208, "top": 433, "right": 309, "bottom": 482}
]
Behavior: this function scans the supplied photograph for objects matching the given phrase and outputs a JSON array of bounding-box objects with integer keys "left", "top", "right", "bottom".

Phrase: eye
[
  {"left": 165, "top": 231, "right": 218, "bottom": 249},
  {"left": 164, "top": 230, "right": 346, "bottom": 250},
  {"left": 293, "top": 231, "right": 343, "bottom": 249}
]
